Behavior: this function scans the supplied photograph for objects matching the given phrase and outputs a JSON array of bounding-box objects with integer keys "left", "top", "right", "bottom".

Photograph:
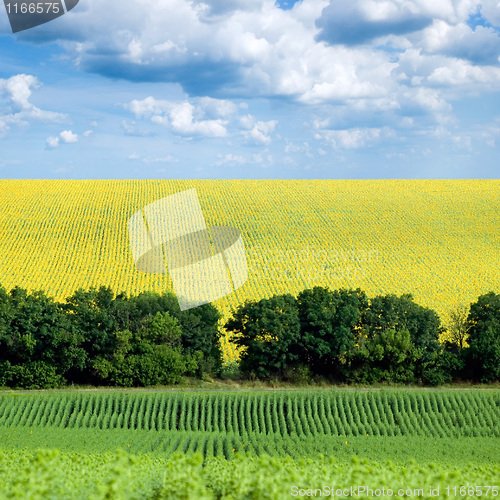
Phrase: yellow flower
[{"left": 0, "top": 179, "right": 497, "bottom": 365}]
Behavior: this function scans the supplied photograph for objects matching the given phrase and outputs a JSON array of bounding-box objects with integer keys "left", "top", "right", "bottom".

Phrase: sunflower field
[{"left": 0, "top": 179, "right": 499, "bottom": 362}]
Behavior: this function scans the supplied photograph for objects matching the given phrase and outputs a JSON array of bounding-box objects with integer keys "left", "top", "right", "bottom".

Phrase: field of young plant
[
  {"left": 0, "top": 390, "right": 498, "bottom": 498},
  {"left": 0, "top": 447, "right": 498, "bottom": 500},
  {"left": 0, "top": 180, "right": 499, "bottom": 362}
]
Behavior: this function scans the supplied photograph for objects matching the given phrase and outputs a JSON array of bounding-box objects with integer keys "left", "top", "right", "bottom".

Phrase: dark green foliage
[
  {"left": 62, "top": 288, "right": 221, "bottom": 384},
  {"left": 227, "top": 286, "right": 500, "bottom": 384},
  {"left": 92, "top": 312, "right": 201, "bottom": 386},
  {"left": 178, "top": 305, "right": 222, "bottom": 377},
  {"left": 0, "top": 286, "right": 85, "bottom": 386},
  {"left": 0, "top": 285, "right": 14, "bottom": 337},
  {"left": 296, "top": 287, "right": 368, "bottom": 375},
  {"left": 360, "top": 293, "right": 443, "bottom": 382},
  {"left": 0, "top": 283, "right": 220, "bottom": 388},
  {"left": 465, "top": 291, "right": 500, "bottom": 382},
  {"left": 363, "top": 293, "right": 442, "bottom": 357},
  {"left": 421, "top": 342, "right": 466, "bottom": 386},
  {"left": 128, "top": 292, "right": 223, "bottom": 377},
  {"left": 226, "top": 294, "right": 301, "bottom": 379},
  {"left": 344, "top": 328, "right": 421, "bottom": 383},
  {"left": 62, "top": 286, "right": 126, "bottom": 370},
  {"left": 1, "top": 279, "right": 498, "bottom": 387},
  {"left": 0, "top": 360, "right": 64, "bottom": 389}
]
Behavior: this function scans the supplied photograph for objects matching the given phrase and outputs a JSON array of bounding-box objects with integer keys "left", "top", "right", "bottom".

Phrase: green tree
[
  {"left": 128, "top": 291, "right": 222, "bottom": 377},
  {"left": 0, "top": 286, "right": 85, "bottom": 388},
  {"left": 363, "top": 293, "right": 442, "bottom": 361},
  {"left": 92, "top": 312, "right": 199, "bottom": 386},
  {"left": 345, "top": 328, "right": 421, "bottom": 384},
  {"left": 178, "top": 304, "right": 222, "bottom": 377},
  {"left": 62, "top": 286, "right": 123, "bottom": 361},
  {"left": 226, "top": 294, "right": 301, "bottom": 379},
  {"left": 465, "top": 291, "right": 500, "bottom": 382},
  {"left": 295, "top": 287, "right": 368, "bottom": 376}
]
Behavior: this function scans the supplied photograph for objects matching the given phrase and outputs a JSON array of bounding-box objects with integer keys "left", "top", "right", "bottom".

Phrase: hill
[{"left": 0, "top": 179, "right": 499, "bottom": 362}]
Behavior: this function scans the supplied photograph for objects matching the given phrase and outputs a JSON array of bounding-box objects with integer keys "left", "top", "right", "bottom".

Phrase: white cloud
[
  {"left": 169, "top": 102, "right": 227, "bottom": 137},
  {"left": 240, "top": 114, "right": 277, "bottom": 145},
  {"left": 317, "top": 127, "right": 392, "bottom": 149},
  {"left": 0, "top": 74, "right": 66, "bottom": 136},
  {"left": 13, "top": 0, "right": 495, "bottom": 145},
  {"left": 284, "top": 141, "right": 310, "bottom": 154},
  {"left": 60, "top": 130, "right": 79, "bottom": 143},
  {"left": 480, "top": 0, "right": 500, "bottom": 26},
  {"left": 128, "top": 152, "right": 177, "bottom": 164},
  {"left": 414, "top": 19, "right": 500, "bottom": 64},
  {"left": 126, "top": 95, "right": 279, "bottom": 143},
  {"left": 126, "top": 96, "right": 230, "bottom": 137},
  {"left": 46, "top": 130, "right": 79, "bottom": 149},
  {"left": 7, "top": 0, "right": 500, "bottom": 159},
  {"left": 214, "top": 151, "right": 272, "bottom": 166},
  {"left": 427, "top": 60, "right": 500, "bottom": 87},
  {"left": 30, "top": 0, "right": 400, "bottom": 105},
  {"left": 215, "top": 153, "right": 247, "bottom": 165},
  {"left": 46, "top": 136, "right": 60, "bottom": 149}
]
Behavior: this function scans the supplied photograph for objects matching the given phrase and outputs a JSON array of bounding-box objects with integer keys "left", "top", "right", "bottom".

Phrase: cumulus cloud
[
  {"left": 9, "top": 0, "right": 500, "bottom": 142},
  {"left": 0, "top": 74, "right": 66, "bottom": 136},
  {"left": 240, "top": 114, "right": 277, "bottom": 145},
  {"left": 19, "top": 0, "right": 396, "bottom": 105},
  {"left": 46, "top": 130, "right": 79, "bottom": 149},
  {"left": 191, "top": 0, "right": 263, "bottom": 19},
  {"left": 45, "top": 136, "right": 60, "bottom": 149},
  {"left": 427, "top": 59, "right": 500, "bottom": 87},
  {"left": 414, "top": 19, "right": 500, "bottom": 65},
  {"left": 480, "top": 0, "right": 500, "bottom": 26},
  {"left": 60, "top": 130, "right": 79, "bottom": 143},
  {"left": 315, "top": 0, "right": 433, "bottom": 46},
  {"left": 126, "top": 96, "right": 230, "bottom": 137},
  {"left": 125, "top": 95, "right": 279, "bottom": 143}
]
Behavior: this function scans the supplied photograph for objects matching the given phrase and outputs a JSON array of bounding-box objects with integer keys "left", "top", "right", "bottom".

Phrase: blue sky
[{"left": 0, "top": 0, "right": 499, "bottom": 179}]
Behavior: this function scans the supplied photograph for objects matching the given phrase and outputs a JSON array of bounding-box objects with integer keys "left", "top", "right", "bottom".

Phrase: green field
[{"left": 0, "top": 390, "right": 498, "bottom": 498}]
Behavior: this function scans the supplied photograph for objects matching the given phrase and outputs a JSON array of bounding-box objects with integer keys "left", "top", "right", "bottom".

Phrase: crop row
[{"left": 0, "top": 391, "right": 498, "bottom": 439}]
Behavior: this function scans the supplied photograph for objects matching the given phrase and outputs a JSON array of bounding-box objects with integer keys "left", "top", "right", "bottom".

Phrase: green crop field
[{"left": 0, "top": 390, "right": 498, "bottom": 498}]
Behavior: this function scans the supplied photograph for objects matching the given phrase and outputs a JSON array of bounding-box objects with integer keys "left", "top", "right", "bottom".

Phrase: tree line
[
  {"left": 0, "top": 285, "right": 222, "bottom": 389},
  {"left": 0, "top": 283, "right": 498, "bottom": 388},
  {"left": 226, "top": 287, "right": 500, "bottom": 385}
]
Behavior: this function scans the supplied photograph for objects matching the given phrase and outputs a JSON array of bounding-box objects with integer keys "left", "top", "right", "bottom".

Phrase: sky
[{"left": 0, "top": 0, "right": 499, "bottom": 179}]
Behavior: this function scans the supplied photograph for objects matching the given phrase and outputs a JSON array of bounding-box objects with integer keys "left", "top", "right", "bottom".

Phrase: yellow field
[{"left": 0, "top": 179, "right": 499, "bottom": 362}]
